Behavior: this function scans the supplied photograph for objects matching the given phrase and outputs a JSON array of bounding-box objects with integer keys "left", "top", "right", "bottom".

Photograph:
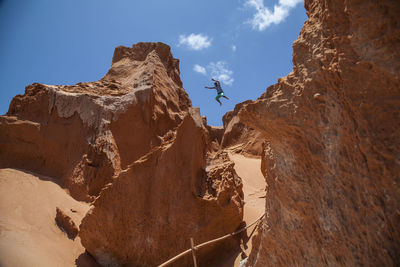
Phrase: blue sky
[{"left": 0, "top": 0, "right": 306, "bottom": 126}]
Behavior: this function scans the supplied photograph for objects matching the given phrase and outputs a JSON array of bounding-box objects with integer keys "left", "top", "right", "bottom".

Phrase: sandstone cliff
[
  {"left": 2, "top": 0, "right": 399, "bottom": 265},
  {"left": 0, "top": 42, "right": 244, "bottom": 266},
  {"left": 237, "top": 0, "right": 400, "bottom": 266},
  {"left": 80, "top": 113, "right": 243, "bottom": 266},
  {"left": 0, "top": 43, "right": 192, "bottom": 201}
]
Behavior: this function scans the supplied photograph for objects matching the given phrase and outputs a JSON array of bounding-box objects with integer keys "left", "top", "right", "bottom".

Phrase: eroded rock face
[
  {"left": 221, "top": 101, "right": 264, "bottom": 157},
  {"left": 238, "top": 0, "right": 400, "bottom": 266},
  {"left": 79, "top": 112, "right": 243, "bottom": 266},
  {"left": 0, "top": 42, "right": 191, "bottom": 201},
  {"left": 0, "top": 42, "right": 244, "bottom": 266}
]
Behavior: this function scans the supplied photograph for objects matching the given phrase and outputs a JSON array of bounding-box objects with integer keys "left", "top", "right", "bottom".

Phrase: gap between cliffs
[{"left": 217, "top": 151, "right": 267, "bottom": 267}]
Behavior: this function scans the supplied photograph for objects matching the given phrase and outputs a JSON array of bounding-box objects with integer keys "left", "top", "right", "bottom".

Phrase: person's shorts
[{"left": 216, "top": 92, "right": 224, "bottom": 100}]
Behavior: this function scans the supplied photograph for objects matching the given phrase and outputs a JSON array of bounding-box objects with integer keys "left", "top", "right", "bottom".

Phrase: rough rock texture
[
  {"left": 203, "top": 116, "right": 225, "bottom": 152},
  {"left": 0, "top": 42, "right": 191, "bottom": 201},
  {"left": 1, "top": 42, "right": 244, "bottom": 266},
  {"left": 55, "top": 207, "right": 79, "bottom": 240},
  {"left": 80, "top": 112, "right": 243, "bottom": 266},
  {"left": 221, "top": 101, "right": 264, "bottom": 157},
  {"left": 238, "top": 0, "right": 400, "bottom": 266}
]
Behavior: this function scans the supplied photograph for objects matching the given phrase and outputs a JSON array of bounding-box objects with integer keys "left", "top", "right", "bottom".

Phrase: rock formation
[
  {"left": 0, "top": 42, "right": 192, "bottom": 201},
  {"left": 55, "top": 207, "right": 79, "bottom": 240},
  {"left": 80, "top": 113, "right": 243, "bottom": 266},
  {"left": 237, "top": 0, "right": 400, "bottom": 266},
  {"left": 221, "top": 101, "right": 264, "bottom": 157},
  {"left": 2, "top": 0, "right": 399, "bottom": 265},
  {"left": 0, "top": 42, "right": 244, "bottom": 266}
]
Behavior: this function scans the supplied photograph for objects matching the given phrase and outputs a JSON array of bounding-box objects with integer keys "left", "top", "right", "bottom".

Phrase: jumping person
[{"left": 205, "top": 78, "right": 229, "bottom": 106}]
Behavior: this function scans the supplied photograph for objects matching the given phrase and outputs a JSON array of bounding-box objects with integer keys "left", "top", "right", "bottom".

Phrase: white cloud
[
  {"left": 245, "top": 0, "right": 303, "bottom": 31},
  {"left": 207, "top": 61, "right": 234, "bottom": 86},
  {"left": 178, "top": 33, "right": 212, "bottom": 50},
  {"left": 232, "top": 45, "right": 237, "bottom": 52},
  {"left": 193, "top": 64, "right": 207, "bottom": 75}
]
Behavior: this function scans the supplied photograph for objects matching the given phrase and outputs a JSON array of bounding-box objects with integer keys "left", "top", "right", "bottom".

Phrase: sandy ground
[
  {"left": 0, "top": 168, "right": 91, "bottom": 267},
  {"left": 217, "top": 153, "right": 267, "bottom": 267}
]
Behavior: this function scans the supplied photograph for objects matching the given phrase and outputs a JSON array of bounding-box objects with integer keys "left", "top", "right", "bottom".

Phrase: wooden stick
[
  {"left": 190, "top": 237, "right": 198, "bottom": 267},
  {"left": 158, "top": 247, "right": 192, "bottom": 267},
  {"left": 158, "top": 213, "right": 266, "bottom": 267}
]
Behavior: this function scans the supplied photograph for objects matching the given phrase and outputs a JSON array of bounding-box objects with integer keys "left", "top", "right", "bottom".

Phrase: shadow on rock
[{"left": 75, "top": 251, "right": 101, "bottom": 267}]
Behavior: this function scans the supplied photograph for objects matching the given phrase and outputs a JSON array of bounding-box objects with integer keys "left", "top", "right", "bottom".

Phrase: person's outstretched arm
[{"left": 205, "top": 86, "right": 216, "bottom": 89}]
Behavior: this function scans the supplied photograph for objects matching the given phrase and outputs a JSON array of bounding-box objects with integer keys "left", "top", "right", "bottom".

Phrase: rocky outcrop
[
  {"left": 221, "top": 101, "right": 264, "bottom": 157},
  {"left": 80, "top": 112, "right": 243, "bottom": 266},
  {"left": 0, "top": 42, "right": 244, "bottom": 266},
  {"left": 238, "top": 0, "right": 400, "bottom": 266},
  {"left": 0, "top": 42, "right": 191, "bottom": 201},
  {"left": 55, "top": 207, "right": 79, "bottom": 240}
]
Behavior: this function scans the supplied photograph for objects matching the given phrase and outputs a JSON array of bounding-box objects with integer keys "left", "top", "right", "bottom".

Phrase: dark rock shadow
[
  {"left": 75, "top": 251, "right": 101, "bottom": 267},
  {"left": 207, "top": 220, "right": 256, "bottom": 267}
]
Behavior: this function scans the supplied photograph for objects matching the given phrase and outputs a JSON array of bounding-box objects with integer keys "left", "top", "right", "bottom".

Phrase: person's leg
[
  {"left": 216, "top": 94, "right": 222, "bottom": 106},
  {"left": 221, "top": 92, "right": 229, "bottom": 100}
]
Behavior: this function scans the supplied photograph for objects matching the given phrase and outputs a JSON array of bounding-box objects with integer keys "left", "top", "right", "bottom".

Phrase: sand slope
[
  {"left": 230, "top": 154, "right": 266, "bottom": 223},
  {"left": 231, "top": 154, "right": 266, "bottom": 266},
  {"left": 216, "top": 153, "right": 266, "bottom": 267},
  {"left": 0, "top": 168, "right": 90, "bottom": 267}
]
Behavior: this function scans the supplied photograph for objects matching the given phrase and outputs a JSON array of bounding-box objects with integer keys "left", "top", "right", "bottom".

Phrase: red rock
[
  {"left": 55, "top": 207, "right": 79, "bottom": 240},
  {"left": 238, "top": 0, "right": 400, "bottom": 266},
  {"left": 79, "top": 112, "right": 243, "bottom": 266},
  {"left": 221, "top": 101, "right": 264, "bottom": 157},
  {"left": 0, "top": 42, "right": 191, "bottom": 201},
  {"left": 0, "top": 42, "right": 244, "bottom": 266}
]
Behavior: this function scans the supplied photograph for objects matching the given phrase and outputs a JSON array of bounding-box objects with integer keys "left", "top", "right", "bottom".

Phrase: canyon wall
[
  {"left": 1, "top": 0, "right": 399, "bottom": 265},
  {"left": 239, "top": 0, "right": 400, "bottom": 266},
  {"left": 80, "top": 112, "right": 244, "bottom": 266}
]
